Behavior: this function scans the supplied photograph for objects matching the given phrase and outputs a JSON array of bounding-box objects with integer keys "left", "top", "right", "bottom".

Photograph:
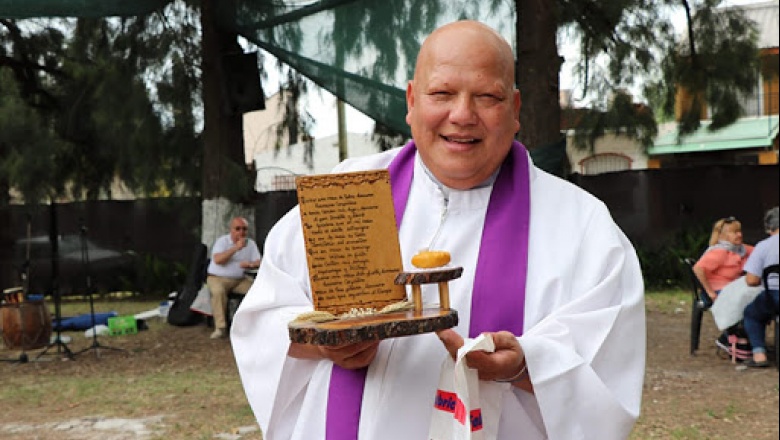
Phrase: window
[
  {"left": 272, "top": 175, "right": 297, "bottom": 191},
  {"left": 579, "top": 153, "right": 633, "bottom": 175}
]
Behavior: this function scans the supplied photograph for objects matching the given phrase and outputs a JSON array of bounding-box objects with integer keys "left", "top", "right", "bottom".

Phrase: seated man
[
  {"left": 742, "top": 206, "right": 779, "bottom": 368},
  {"left": 206, "top": 216, "right": 262, "bottom": 339}
]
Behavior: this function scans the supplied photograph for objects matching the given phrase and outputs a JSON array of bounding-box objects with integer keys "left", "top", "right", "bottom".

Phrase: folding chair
[{"left": 684, "top": 257, "right": 712, "bottom": 355}]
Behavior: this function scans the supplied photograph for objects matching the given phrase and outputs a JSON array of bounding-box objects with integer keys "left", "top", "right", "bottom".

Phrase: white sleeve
[
  {"left": 519, "top": 200, "right": 645, "bottom": 439},
  {"left": 230, "top": 207, "right": 318, "bottom": 434}
]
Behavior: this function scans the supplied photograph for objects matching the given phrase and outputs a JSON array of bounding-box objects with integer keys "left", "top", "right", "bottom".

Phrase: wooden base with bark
[
  {"left": 288, "top": 308, "right": 458, "bottom": 346},
  {"left": 289, "top": 266, "right": 463, "bottom": 346}
]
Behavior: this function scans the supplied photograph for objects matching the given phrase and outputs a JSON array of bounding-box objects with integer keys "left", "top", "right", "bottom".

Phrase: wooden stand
[
  {"left": 394, "top": 266, "right": 463, "bottom": 312},
  {"left": 288, "top": 267, "right": 463, "bottom": 346}
]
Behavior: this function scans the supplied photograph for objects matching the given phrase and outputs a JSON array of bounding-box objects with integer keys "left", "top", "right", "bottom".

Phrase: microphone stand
[
  {"left": 74, "top": 222, "right": 124, "bottom": 358},
  {"left": 37, "top": 202, "right": 74, "bottom": 361}
]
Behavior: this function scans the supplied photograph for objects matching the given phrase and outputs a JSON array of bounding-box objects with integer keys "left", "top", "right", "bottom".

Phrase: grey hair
[{"left": 765, "top": 206, "right": 779, "bottom": 232}]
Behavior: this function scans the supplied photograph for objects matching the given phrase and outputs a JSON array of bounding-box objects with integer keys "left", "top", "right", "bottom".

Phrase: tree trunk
[
  {"left": 200, "top": 0, "right": 247, "bottom": 201},
  {"left": 0, "top": 144, "right": 9, "bottom": 204},
  {"left": 515, "top": 0, "right": 563, "bottom": 150}
]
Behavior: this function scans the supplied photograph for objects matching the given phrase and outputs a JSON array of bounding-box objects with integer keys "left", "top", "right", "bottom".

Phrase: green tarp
[
  {"left": 2, "top": 1, "right": 572, "bottom": 174},
  {"left": 0, "top": 0, "right": 170, "bottom": 18},
  {"left": 2, "top": 0, "right": 515, "bottom": 139},
  {"left": 222, "top": 0, "right": 514, "bottom": 137}
]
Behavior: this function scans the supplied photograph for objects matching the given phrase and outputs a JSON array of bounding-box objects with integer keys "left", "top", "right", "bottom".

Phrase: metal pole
[{"left": 337, "top": 99, "right": 348, "bottom": 162}]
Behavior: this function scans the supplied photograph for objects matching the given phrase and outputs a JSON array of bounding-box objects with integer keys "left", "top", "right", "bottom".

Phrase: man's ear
[
  {"left": 513, "top": 90, "right": 521, "bottom": 133},
  {"left": 405, "top": 80, "right": 415, "bottom": 126}
]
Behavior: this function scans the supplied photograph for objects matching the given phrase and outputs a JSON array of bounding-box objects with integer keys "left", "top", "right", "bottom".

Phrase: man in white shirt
[
  {"left": 742, "top": 206, "right": 779, "bottom": 367},
  {"left": 232, "top": 20, "right": 645, "bottom": 439},
  {"left": 206, "top": 216, "right": 261, "bottom": 339}
]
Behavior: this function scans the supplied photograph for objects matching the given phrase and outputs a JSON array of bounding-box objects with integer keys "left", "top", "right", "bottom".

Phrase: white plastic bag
[
  {"left": 429, "top": 333, "right": 502, "bottom": 440},
  {"left": 189, "top": 284, "right": 213, "bottom": 316},
  {"left": 84, "top": 324, "right": 110, "bottom": 338}
]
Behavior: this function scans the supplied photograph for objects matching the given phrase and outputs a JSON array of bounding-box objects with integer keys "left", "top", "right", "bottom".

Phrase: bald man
[
  {"left": 232, "top": 21, "right": 645, "bottom": 439},
  {"left": 206, "top": 216, "right": 261, "bottom": 339}
]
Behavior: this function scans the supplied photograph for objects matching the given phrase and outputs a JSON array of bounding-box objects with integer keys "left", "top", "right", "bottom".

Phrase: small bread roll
[{"left": 412, "top": 250, "right": 451, "bottom": 268}]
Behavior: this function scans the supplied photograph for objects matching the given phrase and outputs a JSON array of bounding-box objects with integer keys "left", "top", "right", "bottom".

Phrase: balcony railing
[{"left": 738, "top": 91, "right": 779, "bottom": 117}]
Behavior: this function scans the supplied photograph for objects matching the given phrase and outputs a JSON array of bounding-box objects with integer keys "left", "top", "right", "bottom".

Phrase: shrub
[
  {"left": 635, "top": 224, "right": 710, "bottom": 290},
  {"left": 128, "top": 252, "right": 187, "bottom": 296}
]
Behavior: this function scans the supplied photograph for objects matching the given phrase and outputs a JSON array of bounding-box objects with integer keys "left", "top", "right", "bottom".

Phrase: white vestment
[{"left": 231, "top": 147, "right": 646, "bottom": 440}]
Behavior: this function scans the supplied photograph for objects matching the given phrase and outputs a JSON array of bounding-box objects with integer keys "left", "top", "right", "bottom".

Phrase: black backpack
[{"left": 167, "top": 243, "right": 208, "bottom": 327}]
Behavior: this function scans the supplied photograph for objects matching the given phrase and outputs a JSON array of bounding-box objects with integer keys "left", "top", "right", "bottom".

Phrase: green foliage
[
  {"left": 561, "top": 0, "right": 678, "bottom": 96},
  {"left": 571, "top": 90, "right": 658, "bottom": 151},
  {"left": 131, "top": 252, "right": 187, "bottom": 296},
  {"left": 371, "top": 122, "right": 407, "bottom": 152},
  {"left": 636, "top": 223, "right": 710, "bottom": 290},
  {"left": 644, "top": 0, "right": 760, "bottom": 138},
  {"left": 0, "top": 70, "right": 67, "bottom": 203},
  {"left": 564, "top": 0, "right": 761, "bottom": 150},
  {"left": 0, "top": 4, "right": 202, "bottom": 204},
  {"left": 272, "top": 73, "right": 314, "bottom": 151},
  {"left": 2, "top": 1, "right": 764, "bottom": 204}
]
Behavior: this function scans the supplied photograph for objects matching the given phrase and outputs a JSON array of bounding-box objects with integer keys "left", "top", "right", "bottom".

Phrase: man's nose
[{"left": 449, "top": 95, "right": 477, "bottom": 125}]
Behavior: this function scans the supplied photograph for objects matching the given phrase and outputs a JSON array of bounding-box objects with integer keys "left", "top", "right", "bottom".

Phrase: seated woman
[{"left": 693, "top": 216, "right": 754, "bottom": 304}]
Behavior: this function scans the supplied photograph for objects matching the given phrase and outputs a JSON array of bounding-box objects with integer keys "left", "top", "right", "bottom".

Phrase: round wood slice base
[
  {"left": 288, "top": 308, "right": 458, "bottom": 346},
  {"left": 394, "top": 267, "right": 463, "bottom": 285}
]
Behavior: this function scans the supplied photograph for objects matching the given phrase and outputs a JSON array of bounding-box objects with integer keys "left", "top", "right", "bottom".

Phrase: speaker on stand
[{"left": 221, "top": 51, "right": 265, "bottom": 116}]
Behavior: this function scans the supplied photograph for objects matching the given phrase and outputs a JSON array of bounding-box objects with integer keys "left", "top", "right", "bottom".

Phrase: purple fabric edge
[{"left": 469, "top": 141, "right": 530, "bottom": 337}]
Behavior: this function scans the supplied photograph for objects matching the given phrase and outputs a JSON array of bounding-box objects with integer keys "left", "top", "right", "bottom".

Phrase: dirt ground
[
  {"left": 637, "top": 305, "right": 779, "bottom": 439},
  {"left": 1, "top": 298, "right": 779, "bottom": 439}
]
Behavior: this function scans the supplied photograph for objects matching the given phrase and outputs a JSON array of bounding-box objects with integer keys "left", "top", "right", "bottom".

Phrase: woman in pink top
[{"left": 694, "top": 216, "right": 754, "bottom": 302}]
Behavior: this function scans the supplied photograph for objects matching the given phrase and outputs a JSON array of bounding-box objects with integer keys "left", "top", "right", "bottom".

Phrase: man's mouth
[{"left": 441, "top": 135, "right": 480, "bottom": 144}]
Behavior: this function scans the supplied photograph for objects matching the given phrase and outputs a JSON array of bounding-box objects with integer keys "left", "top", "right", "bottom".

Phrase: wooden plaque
[{"left": 296, "top": 170, "right": 406, "bottom": 315}]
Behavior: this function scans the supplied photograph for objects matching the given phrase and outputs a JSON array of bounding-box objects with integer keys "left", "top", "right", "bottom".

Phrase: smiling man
[
  {"left": 405, "top": 21, "right": 520, "bottom": 191},
  {"left": 232, "top": 20, "right": 645, "bottom": 440}
]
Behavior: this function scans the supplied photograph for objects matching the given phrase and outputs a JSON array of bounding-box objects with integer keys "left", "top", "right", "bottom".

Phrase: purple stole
[{"left": 326, "top": 140, "right": 531, "bottom": 439}]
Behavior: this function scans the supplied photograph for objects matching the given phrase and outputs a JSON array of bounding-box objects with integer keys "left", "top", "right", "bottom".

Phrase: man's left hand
[{"left": 436, "top": 329, "right": 525, "bottom": 382}]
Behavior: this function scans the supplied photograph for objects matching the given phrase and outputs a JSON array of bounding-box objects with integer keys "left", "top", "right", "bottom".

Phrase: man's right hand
[{"left": 289, "top": 341, "right": 380, "bottom": 369}]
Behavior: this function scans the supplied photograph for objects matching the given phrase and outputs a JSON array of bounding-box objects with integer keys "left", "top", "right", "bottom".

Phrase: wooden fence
[{"left": 1, "top": 164, "right": 777, "bottom": 295}]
